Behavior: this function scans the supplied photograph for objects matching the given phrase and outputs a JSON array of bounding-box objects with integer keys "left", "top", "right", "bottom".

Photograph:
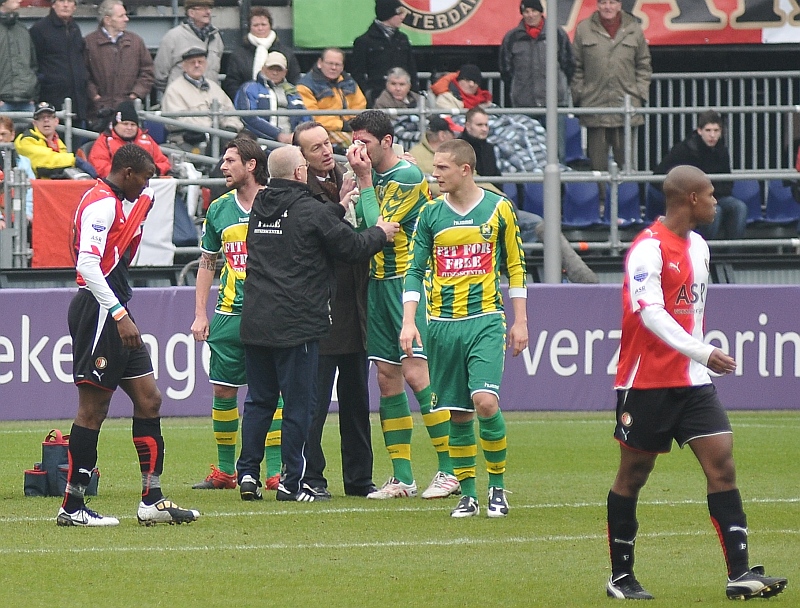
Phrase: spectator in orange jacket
[{"left": 88, "top": 100, "right": 171, "bottom": 178}]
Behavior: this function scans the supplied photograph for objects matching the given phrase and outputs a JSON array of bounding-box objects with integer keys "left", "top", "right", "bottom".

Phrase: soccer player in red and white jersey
[
  {"left": 58, "top": 144, "right": 199, "bottom": 527},
  {"left": 606, "top": 165, "right": 786, "bottom": 601}
]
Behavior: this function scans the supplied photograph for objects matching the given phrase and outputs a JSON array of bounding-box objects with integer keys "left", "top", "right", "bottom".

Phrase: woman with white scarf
[{"left": 222, "top": 6, "right": 300, "bottom": 100}]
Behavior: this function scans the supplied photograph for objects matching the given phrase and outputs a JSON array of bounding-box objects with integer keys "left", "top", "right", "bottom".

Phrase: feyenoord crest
[
  {"left": 401, "top": 1, "right": 483, "bottom": 34},
  {"left": 620, "top": 412, "right": 633, "bottom": 427},
  {"left": 95, "top": 357, "right": 108, "bottom": 370}
]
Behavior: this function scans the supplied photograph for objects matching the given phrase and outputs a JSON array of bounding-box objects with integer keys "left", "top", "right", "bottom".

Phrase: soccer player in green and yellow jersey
[
  {"left": 347, "top": 110, "right": 459, "bottom": 500},
  {"left": 400, "top": 138, "right": 528, "bottom": 518},
  {"left": 190, "top": 138, "right": 282, "bottom": 493}
]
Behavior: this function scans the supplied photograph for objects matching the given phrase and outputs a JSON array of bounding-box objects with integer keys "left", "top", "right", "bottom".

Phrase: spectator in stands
[
  {"left": 373, "top": 67, "right": 419, "bottom": 110},
  {"left": 432, "top": 64, "right": 493, "bottom": 111},
  {"left": 161, "top": 48, "right": 242, "bottom": 152},
  {"left": 500, "top": 0, "right": 574, "bottom": 161},
  {"left": 0, "top": 115, "right": 36, "bottom": 225},
  {"left": 297, "top": 48, "right": 367, "bottom": 151},
  {"left": 654, "top": 110, "right": 747, "bottom": 240},
  {"left": 29, "top": 0, "right": 89, "bottom": 125},
  {"left": 88, "top": 100, "right": 171, "bottom": 179},
  {"left": 571, "top": 0, "right": 651, "bottom": 177},
  {"left": 14, "top": 101, "right": 97, "bottom": 179},
  {"left": 372, "top": 67, "right": 422, "bottom": 150},
  {"left": 234, "top": 51, "right": 309, "bottom": 144},
  {"left": 0, "top": 0, "right": 38, "bottom": 115},
  {"left": 222, "top": 6, "right": 300, "bottom": 101},
  {"left": 459, "top": 107, "right": 502, "bottom": 189},
  {"left": 84, "top": 0, "right": 155, "bottom": 132},
  {"left": 350, "top": 0, "right": 417, "bottom": 106},
  {"left": 153, "top": 0, "right": 223, "bottom": 91},
  {"left": 409, "top": 115, "right": 454, "bottom": 197}
]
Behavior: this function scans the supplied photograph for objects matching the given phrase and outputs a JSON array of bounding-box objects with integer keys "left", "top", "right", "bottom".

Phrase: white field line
[
  {"left": 1, "top": 528, "right": 799, "bottom": 556},
  {"left": 1, "top": 496, "right": 797, "bottom": 525}
]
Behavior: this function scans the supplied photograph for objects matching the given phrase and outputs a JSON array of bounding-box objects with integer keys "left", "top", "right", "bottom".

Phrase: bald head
[
  {"left": 662, "top": 165, "right": 711, "bottom": 209},
  {"left": 267, "top": 146, "right": 306, "bottom": 180}
]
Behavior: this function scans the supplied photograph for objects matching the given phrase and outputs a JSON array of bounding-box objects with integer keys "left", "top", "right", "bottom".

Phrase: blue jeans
[
  {"left": 0, "top": 100, "right": 35, "bottom": 114},
  {"left": 696, "top": 195, "right": 747, "bottom": 240},
  {"left": 237, "top": 341, "right": 319, "bottom": 494},
  {"left": 516, "top": 209, "right": 543, "bottom": 243}
]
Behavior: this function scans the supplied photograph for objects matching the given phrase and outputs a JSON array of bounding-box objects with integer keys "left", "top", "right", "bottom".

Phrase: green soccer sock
[
  {"left": 379, "top": 392, "right": 414, "bottom": 485},
  {"left": 449, "top": 418, "right": 477, "bottom": 499},
  {"left": 264, "top": 395, "right": 283, "bottom": 478},
  {"left": 479, "top": 410, "right": 507, "bottom": 489},
  {"left": 212, "top": 396, "right": 238, "bottom": 475},
  {"left": 416, "top": 386, "right": 453, "bottom": 475}
]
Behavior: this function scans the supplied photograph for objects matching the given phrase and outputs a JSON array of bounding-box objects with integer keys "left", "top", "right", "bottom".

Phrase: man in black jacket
[
  {"left": 294, "top": 122, "right": 377, "bottom": 498},
  {"left": 654, "top": 110, "right": 747, "bottom": 240},
  {"left": 236, "top": 145, "right": 399, "bottom": 502},
  {"left": 350, "top": 0, "right": 417, "bottom": 106}
]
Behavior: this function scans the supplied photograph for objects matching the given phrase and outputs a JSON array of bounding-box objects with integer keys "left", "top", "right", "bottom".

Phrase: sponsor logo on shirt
[{"left": 91, "top": 222, "right": 107, "bottom": 232}]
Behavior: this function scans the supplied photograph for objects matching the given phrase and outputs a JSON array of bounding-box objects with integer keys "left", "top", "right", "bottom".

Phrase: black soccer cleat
[
  {"left": 726, "top": 565, "right": 787, "bottom": 600},
  {"left": 606, "top": 574, "right": 654, "bottom": 600}
]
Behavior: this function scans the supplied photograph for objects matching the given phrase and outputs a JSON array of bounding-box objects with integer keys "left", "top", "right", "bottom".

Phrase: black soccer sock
[
  {"left": 607, "top": 490, "right": 639, "bottom": 579},
  {"left": 708, "top": 489, "right": 750, "bottom": 579},
  {"left": 132, "top": 417, "right": 165, "bottom": 505},
  {"left": 62, "top": 424, "right": 99, "bottom": 512}
]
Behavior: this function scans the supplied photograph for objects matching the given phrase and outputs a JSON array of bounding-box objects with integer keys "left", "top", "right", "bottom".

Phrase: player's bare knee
[{"left": 473, "top": 392, "right": 499, "bottom": 418}]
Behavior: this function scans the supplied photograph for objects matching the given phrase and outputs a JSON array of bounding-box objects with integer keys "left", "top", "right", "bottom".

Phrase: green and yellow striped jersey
[
  {"left": 200, "top": 191, "right": 249, "bottom": 314},
  {"left": 404, "top": 189, "right": 527, "bottom": 320},
  {"left": 357, "top": 159, "right": 431, "bottom": 279}
]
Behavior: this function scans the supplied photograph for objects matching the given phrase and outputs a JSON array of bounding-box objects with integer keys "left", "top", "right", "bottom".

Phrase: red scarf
[
  {"left": 525, "top": 17, "right": 544, "bottom": 39},
  {"left": 450, "top": 75, "right": 493, "bottom": 109},
  {"left": 600, "top": 14, "right": 621, "bottom": 39}
]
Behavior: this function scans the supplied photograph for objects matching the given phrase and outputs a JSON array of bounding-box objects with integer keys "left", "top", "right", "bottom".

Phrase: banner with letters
[
  {"left": 293, "top": 0, "right": 800, "bottom": 48},
  {"left": 0, "top": 285, "right": 796, "bottom": 420}
]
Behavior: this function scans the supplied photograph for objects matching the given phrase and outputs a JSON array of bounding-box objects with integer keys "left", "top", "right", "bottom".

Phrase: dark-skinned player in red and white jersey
[
  {"left": 606, "top": 165, "right": 786, "bottom": 601},
  {"left": 58, "top": 144, "right": 199, "bottom": 527}
]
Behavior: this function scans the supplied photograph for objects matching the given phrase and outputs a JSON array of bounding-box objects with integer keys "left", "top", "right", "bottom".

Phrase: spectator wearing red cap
[{"left": 88, "top": 100, "right": 171, "bottom": 178}]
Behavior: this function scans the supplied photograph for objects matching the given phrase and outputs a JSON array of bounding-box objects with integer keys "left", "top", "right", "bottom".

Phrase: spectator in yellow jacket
[
  {"left": 14, "top": 101, "right": 97, "bottom": 178},
  {"left": 296, "top": 48, "right": 367, "bottom": 151}
]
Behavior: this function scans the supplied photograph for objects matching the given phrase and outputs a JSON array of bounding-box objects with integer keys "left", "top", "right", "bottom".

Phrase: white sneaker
[
  {"left": 487, "top": 486, "right": 509, "bottom": 518},
  {"left": 137, "top": 498, "right": 199, "bottom": 526},
  {"left": 366, "top": 477, "right": 417, "bottom": 499},
  {"left": 421, "top": 471, "right": 461, "bottom": 499},
  {"left": 56, "top": 506, "right": 119, "bottom": 527}
]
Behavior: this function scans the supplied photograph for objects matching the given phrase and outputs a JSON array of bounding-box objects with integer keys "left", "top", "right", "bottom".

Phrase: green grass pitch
[{"left": 0, "top": 411, "right": 796, "bottom": 607}]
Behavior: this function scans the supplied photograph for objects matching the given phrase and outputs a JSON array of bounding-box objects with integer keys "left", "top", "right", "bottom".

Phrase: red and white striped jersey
[
  {"left": 615, "top": 220, "right": 715, "bottom": 389},
  {"left": 73, "top": 179, "right": 153, "bottom": 315}
]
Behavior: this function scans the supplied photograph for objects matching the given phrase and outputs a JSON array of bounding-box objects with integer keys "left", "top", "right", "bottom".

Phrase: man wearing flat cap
[
  {"left": 88, "top": 99, "right": 172, "bottom": 178},
  {"left": 162, "top": 47, "right": 242, "bottom": 151},
  {"left": 408, "top": 115, "right": 454, "bottom": 197},
  {"left": 154, "top": 0, "right": 224, "bottom": 91},
  {"left": 350, "top": 0, "right": 417, "bottom": 106}
]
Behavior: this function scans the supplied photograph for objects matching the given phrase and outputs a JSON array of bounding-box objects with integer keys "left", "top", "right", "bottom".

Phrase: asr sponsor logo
[
  {"left": 675, "top": 282, "right": 706, "bottom": 305},
  {"left": 401, "top": 0, "right": 482, "bottom": 34}
]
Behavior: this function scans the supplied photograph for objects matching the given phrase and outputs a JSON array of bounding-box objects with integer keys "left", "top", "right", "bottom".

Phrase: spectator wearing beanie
[
  {"left": 350, "top": 0, "right": 417, "bottom": 106},
  {"left": 88, "top": 99, "right": 172, "bottom": 178},
  {"left": 432, "top": 63, "right": 492, "bottom": 110},
  {"left": 499, "top": 0, "right": 574, "bottom": 160}
]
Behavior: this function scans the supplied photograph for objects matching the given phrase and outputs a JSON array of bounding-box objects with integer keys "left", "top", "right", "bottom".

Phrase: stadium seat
[
  {"left": 731, "top": 179, "right": 763, "bottom": 223},
  {"left": 502, "top": 182, "right": 520, "bottom": 206},
  {"left": 522, "top": 181, "right": 545, "bottom": 217},
  {"left": 142, "top": 120, "right": 167, "bottom": 145},
  {"left": 764, "top": 180, "right": 800, "bottom": 224},
  {"left": 604, "top": 181, "right": 643, "bottom": 227},
  {"left": 564, "top": 116, "right": 589, "bottom": 166},
  {"left": 562, "top": 181, "right": 602, "bottom": 228},
  {"left": 645, "top": 183, "right": 665, "bottom": 221}
]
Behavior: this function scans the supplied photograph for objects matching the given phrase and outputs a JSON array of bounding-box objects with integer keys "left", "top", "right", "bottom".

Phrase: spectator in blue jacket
[{"left": 234, "top": 51, "right": 309, "bottom": 144}]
